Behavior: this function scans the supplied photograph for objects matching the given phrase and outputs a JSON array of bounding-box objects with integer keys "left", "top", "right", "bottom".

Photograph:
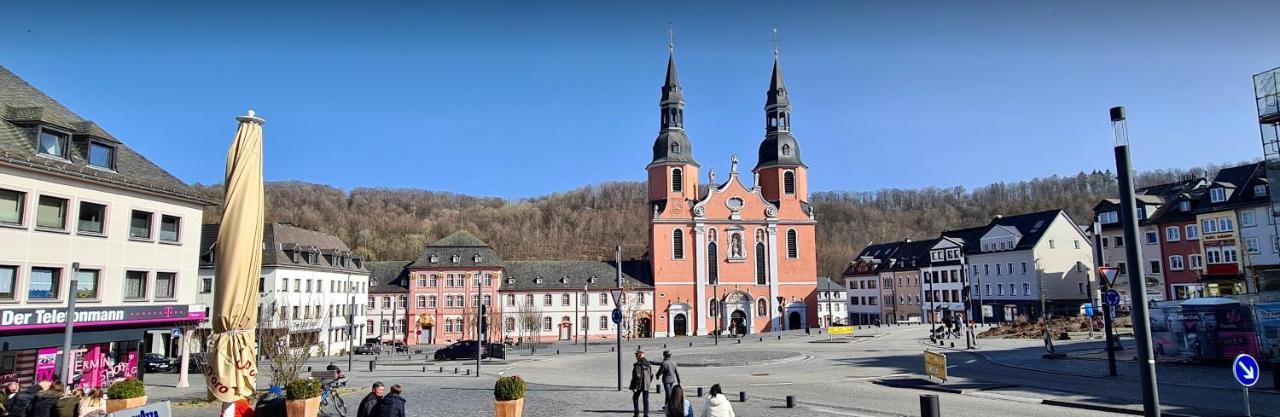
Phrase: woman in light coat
[{"left": 701, "top": 384, "right": 735, "bottom": 417}]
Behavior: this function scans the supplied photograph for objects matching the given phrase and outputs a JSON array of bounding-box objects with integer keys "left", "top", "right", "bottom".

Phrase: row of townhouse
[
  {"left": 1092, "top": 162, "right": 1279, "bottom": 305},
  {"left": 843, "top": 209, "right": 1095, "bottom": 325}
]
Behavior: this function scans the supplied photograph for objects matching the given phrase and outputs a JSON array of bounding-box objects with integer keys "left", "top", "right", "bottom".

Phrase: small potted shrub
[
  {"left": 105, "top": 378, "right": 147, "bottom": 412},
  {"left": 284, "top": 378, "right": 322, "bottom": 417},
  {"left": 494, "top": 375, "right": 526, "bottom": 417}
]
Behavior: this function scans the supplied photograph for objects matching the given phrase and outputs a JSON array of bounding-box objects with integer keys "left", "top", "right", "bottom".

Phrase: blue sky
[{"left": 2, "top": 1, "right": 1276, "bottom": 198}]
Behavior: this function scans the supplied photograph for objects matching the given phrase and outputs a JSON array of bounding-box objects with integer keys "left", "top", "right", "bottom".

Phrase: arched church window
[
  {"left": 784, "top": 171, "right": 796, "bottom": 194},
  {"left": 756, "top": 242, "right": 767, "bottom": 285},
  {"left": 672, "top": 229, "right": 685, "bottom": 259},
  {"left": 786, "top": 229, "right": 798, "bottom": 259},
  {"left": 707, "top": 242, "right": 719, "bottom": 284},
  {"left": 672, "top": 168, "right": 683, "bottom": 192}
]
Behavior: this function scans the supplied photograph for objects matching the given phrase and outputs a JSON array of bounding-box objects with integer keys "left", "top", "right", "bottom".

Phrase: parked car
[
  {"left": 389, "top": 342, "right": 408, "bottom": 353},
  {"left": 354, "top": 344, "right": 379, "bottom": 355},
  {"left": 433, "top": 341, "right": 488, "bottom": 361},
  {"left": 143, "top": 353, "right": 173, "bottom": 373}
]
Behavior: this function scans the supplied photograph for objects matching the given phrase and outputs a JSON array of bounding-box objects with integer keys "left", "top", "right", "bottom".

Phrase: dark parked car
[
  {"left": 143, "top": 353, "right": 173, "bottom": 373},
  {"left": 433, "top": 341, "right": 488, "bottom": 361},
  {"left": 354, "top": 344, "right": 379, "bottom": 355}
]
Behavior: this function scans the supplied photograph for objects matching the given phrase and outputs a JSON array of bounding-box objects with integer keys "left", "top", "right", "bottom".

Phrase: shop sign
[
  {"left": 0, "top": 305, "right": 205, "bottom": 332},
  {"left": 35, "top": 348, "right": 58, "bottom": 382}
]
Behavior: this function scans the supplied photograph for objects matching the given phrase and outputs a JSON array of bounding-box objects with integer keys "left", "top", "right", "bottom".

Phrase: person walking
[
  {"left": 629, "top": 350, "right": 654, "bottom": 417},
  {"left": 665, "top": 385, "right": 692, "bottom": 417},
  {"left": 650, "top": 350, "right": 681, "bottom": 407},
  {"left": 26, "top": 380, "right": 61, "bottom": 417},
  {"left": 371, "top": 385, "right": 405, "bottom": 417},
  {"left": 75, "top": 389, "right": 104, "bottom": 417},
  {"left": 700, "top": 384, "right": 734, "bottom": 417},
  {"left": 356, "top": 382, "right": 384, "bottom": 417}
]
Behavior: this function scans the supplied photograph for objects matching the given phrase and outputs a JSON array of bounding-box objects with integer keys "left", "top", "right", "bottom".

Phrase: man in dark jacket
[
  {"left": 6, "top": 383, "right": 36, "bottom": 417},
  {"left": 629, "top": 350, "right": 653, "bottom": 417},
  {"left": 356, "top": 382, "right": 384, "bottom": 417},
  {"left": 370, "top": 385, "right": 405, "bottom": 417},
  {"left": 25, "top": 382, "right": 60, "bottom": 417}
]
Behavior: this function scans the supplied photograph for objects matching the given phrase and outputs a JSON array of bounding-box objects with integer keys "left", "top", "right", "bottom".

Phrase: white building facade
[
  {"left": 0, "top": 65, "right": 208, "bottom": 386},
  {"left": 499, "top": 261, "right": 654, "bottom": 342},
  {"left": 816, "top": 277, "right": 847, "bottom": 327},
  {"left": 197, "top": 224, "right": 369, "bottom": 356}
]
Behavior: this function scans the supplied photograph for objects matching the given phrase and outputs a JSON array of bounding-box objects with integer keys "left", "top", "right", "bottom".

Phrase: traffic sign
[
  {"left": 611, "top": 308, "right": 623, "bottom": 324},
  {"left": 924, "top": 350, "right": 947, "bottom": 382},
  {"left": 1234, "top": 354, "right": 1260, "bottom": 387},
  {"left": 1103, "top": 290, "right": 1121, "bottom": 307},
  {"left": 610, "top": 289, "right": 623, "bottom": 306},
  {"left": 1097, "top": 267, "right": 1119, "bottom": 286}
]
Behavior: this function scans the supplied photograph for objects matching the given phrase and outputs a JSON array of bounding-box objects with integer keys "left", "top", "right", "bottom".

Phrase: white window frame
[
  {"left": 1186, "top": 224, "right": 1200, "bottom": 240},
  {"left": 1165, "top": 226, "right": 1180, "bottom": 242},
  {"left": 1247, "top": 237, "right": 1261, "bottom": 254},
  {"left": 1169, "top": 255, "right": 1184, "bottom": 271},
  {"left": 1144, "top": 231, "right": 1158, "bottom": 245},
  {"left": 1242, "top": 210, "right": 1256, "bottom": 227},
  {"left": 1189, "top": 254, "right": 1204, "bottom": 269},
  {"left": 1210, "top": 188, "right": 1226, "bottom": 203}
]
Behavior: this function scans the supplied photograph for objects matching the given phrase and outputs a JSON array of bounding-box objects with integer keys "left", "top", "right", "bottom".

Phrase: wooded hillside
[{"left": 190, "top": 163, "right": 1242, "bottom": 281}]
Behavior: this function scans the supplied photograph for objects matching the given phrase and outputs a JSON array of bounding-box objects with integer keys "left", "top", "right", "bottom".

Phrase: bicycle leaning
[{"left": 319, "top": 376, "right": 349, "bottom": 417}]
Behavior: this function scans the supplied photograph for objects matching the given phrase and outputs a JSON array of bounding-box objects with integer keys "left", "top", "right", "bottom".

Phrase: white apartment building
[
  {"left": 197, "top": 223, "right": 370, "bottom": 356},
  {"left": 920, "top": 237, "right": 967, "bottom": 323},
  {"left": 0, "top": 65, "right": 208, "bottom": 386},
  {"left": 816, "top": 277, "right": 847, "bottom": 327},
  {"left": 841, "top": 258, "right": 882, "bottom": 326},
  {"left": 499, "top": 261, "right": 654, "bottom": 342},
  {"left": 949, "top": 210, "right": 1093, "bottom": 322}
]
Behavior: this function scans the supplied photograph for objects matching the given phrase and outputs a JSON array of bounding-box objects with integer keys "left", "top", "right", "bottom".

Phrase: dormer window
[
  {"left": 1256, "top": 185, "right": 1268, "bottom": 196},
  {"left": 1179, "top": 201, "right": 1190, "bottom": 212},
  {"left": 37, "top": 128, "right": 69, "bottom": 159},
  {"left": 589, "top": 277, "right": 597, "bottom": 284},
  {"left": 561, "top": 277, "right": 569, "bottom": 284},
  {"left": 1210, "top": 188, "right": 1226, "bottom": 203},
  {"left": 535, "top": 277, "right": 543, "bottom": 284},
  {"left": 87, "top": 141, "right": 116, "bottom": 170},
  {"left": 290, "top": 251, "right": 300, "bottom": 263},
  {"left": 451, "top": 255, "right": 460, "bottom": 263},
  {"left": 671, "top": 142, "right": 681, "bottom": 154},
  {"left": 506, "top": 278, "right": 515, "bottom": 285},
  {"left": 429, "top": 255, "right": 438, "bottom": 263},
  {"left": 781, "top": 144, "right": 792, "bottom": 156},
  {"left": 474, "top": 254, "right": 482, "bottom": 263}
]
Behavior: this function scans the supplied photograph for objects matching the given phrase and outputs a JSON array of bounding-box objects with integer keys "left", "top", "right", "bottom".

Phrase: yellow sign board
[
  {"left": 924, "top": 350, "right": 947, "bottom": 382},
  {"left": 828, "top": 326, "right": 855, "bottom": 335}
]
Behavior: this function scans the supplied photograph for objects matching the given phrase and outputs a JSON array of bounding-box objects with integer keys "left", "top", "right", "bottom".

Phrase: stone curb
[{"left": 1039, "top": 399, "right": 1199, "bottom": 417}]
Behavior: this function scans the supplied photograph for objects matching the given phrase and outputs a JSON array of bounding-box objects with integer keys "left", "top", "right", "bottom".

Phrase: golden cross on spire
[{"left": 772, "top": 28, "right": 780, "bottom": 58}]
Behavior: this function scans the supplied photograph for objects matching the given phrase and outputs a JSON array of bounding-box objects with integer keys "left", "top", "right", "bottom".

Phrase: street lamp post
[
  {"left": 1111, "top": 106, "right": 1162, "bottom": 416},
  {"left": 59, "top": 262, "right": 80, "bottom": 386}
]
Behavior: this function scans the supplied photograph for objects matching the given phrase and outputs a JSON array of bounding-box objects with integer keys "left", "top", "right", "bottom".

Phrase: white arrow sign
[{"left": 1239, "top": 361, "right": 1255, "bottom": 381}]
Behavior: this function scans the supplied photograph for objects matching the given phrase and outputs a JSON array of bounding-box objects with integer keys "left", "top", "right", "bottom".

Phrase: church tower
[
  {"left": 647, "top": 44, "right": 699, "bottom": 216},
  {"left": 753, "top": 52, "right": 809, "bottom": 219}
]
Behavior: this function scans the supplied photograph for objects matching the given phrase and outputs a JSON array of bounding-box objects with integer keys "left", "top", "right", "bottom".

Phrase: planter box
[
  {"left": 105, "top": 396, "right": 147, "bottom": 413},
  {"left": 286, "top": 396, "right": 321, "bottom": 417},
  {"left": 495, "top": 398, "right": 524, "bottom": 417}
]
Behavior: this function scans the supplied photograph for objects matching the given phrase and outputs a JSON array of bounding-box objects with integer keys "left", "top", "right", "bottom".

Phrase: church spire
[
  {"left": 765, "top": 28, "right": 790, "bottom": 132},
  {"left": 649, "top": 25, "right": 696, "bottom": 168}
]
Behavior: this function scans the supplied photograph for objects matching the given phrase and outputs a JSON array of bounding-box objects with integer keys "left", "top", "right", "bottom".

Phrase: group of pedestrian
[
  {"left": 356, "top": 382, "right": 406, "bottom": 417},
  {"left": 2, "top": 376, "right": 106, "bottom": 417},
  {"left": 630, "top": 350, "right": 735, "bottom": 417}
]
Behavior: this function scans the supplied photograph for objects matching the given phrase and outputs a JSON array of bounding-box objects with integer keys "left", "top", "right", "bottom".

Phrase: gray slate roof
[
  {"left": 408, "top": 230, "right": 503, "bottom": 269},
  {"left": 367, "top": 261, "right": 411, "bottom": 294},
  {"left": 200, "top": 223, "right": 367, "bottom": 273},
  {"left": 501, "top": 260, "right": 653, "bottom": 291},
  {"left": 0, "top": 65, "right": 209, "bottom": 204}
]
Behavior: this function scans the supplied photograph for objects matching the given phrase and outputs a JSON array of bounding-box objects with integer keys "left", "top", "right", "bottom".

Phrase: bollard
[
  {"left": 466, "top": 369, "right": 471, "bottom": 375},
  {"left": 369, "top": 360, "right": 376, "bottom": 372},
  {"left": 786, "top": 395, "right": 795, "bottom": 408},
  {"left": 739, "top": 392, "right": 747, "bottom": 402},
  {"left": 454, "top": 368, "right": 458, "bottom": 374},
  {"left": 697, "top": 387, "right": 704, "bottom": 397},
  {"left": 655, "top": 384, "right": 661, "bottom": 394},
  {"left": 438, "top": 367, "right": 443, "bottom": 373},
  {"left": 950, "top": 342, "right": 955, "bottom": 348},
  {"left": 611, "top": 347, "right": 615, "bottom": 352},
  {"left": 422, "top": 366, "right": 426, "bottom": 372},
  {"left": 737, "top": 339, "right": 741, "bottom": 344},
  {"left": 777, "top": 335, "right": 781, "bottom": 340},
  {"left": 759, "top": 337, "right": 763, "bottom": 342},
  {"left": 307, "top": 366, "right": 312, "bottom": 372},
  {"left": 556, "top": 349, "right": 560, "bottom": 354},
  {"left": 664, "top": 343, "right": 667, "bottom": 348},
  {"left": 689, "top": 342, "right": 693, "bottom": 347},
  {"left": 920, "top": 394, "right": 940, "bottom": 417}
]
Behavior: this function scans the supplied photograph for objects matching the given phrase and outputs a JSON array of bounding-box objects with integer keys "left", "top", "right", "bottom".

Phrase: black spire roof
[
  {"left": 650, "top": 47, "right": 696, "bottom": 168},
  {"left": 755, "top": 55, "right": 805, "bottom": 171}
]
